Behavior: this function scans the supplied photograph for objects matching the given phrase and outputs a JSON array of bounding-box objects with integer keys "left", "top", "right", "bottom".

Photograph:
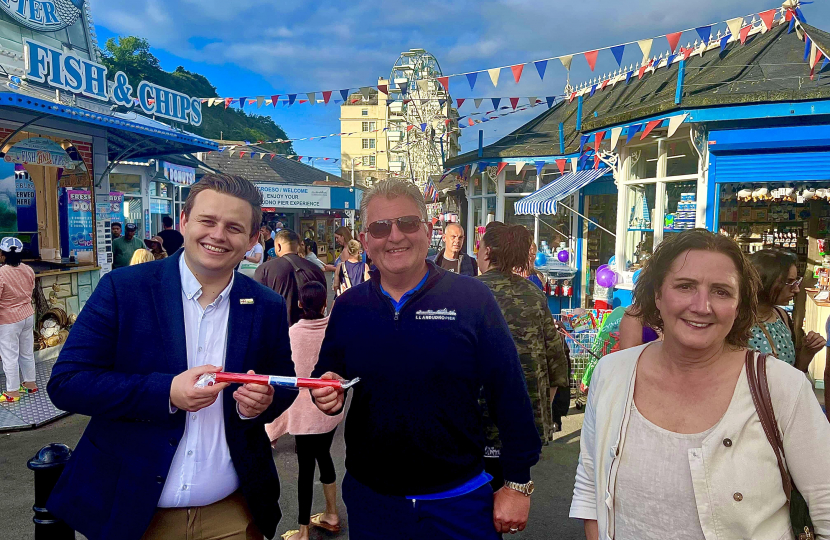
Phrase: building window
[
  {"left": 362, "top": 156, "right": 376, "bottom": 167},
  {"left": 361, "top": 121, "right": 376, "bottom": 132},
  {"left": 361, "top": 109, "right": 369, "bottom": 116},
  {"left": 362, "top": 139, "right": 376, "bottom": 149}
]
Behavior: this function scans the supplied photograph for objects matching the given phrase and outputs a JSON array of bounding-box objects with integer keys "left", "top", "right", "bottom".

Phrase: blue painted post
[
  {"left": 675, "top": 60, "right": 686, "bottom": 105},
  {"left": 559, "top": 122, "right": 566, "bottom": 154},
  {"left": 576, "top": 96, "right": 583, "bottom": 132},
  {"left": 478, "top": 130, "right": 483, "bottom": 158}
]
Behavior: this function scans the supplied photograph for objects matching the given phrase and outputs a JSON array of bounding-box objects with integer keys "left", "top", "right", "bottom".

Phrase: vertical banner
[
  {"left": 0, "top": 161, "right": 16, "bottom": 234},
  {"left": 67, "top": 190, "right": 94, "bottom": 252},
  {"left": 95, "top": 193, "right": 113, "bottom": 274},
  {"left": 14, "top": 165, "right": 38, "bottom": 255}
]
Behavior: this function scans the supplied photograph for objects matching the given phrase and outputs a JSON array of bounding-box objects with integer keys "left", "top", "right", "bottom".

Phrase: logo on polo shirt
[{"left": 415, "top": 308, "right": 457, "bottom": 321}]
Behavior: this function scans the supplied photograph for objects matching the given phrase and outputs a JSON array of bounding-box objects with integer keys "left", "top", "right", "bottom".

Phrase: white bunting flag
[
  {"left": 488, "top": 68, "right": 501, "bottom": 87},
  {"left": 474, "top": 98, "right": 483, "bottom": 108},
  {"left": 810, "top": 41, "right": 819, "bottom": 69},
  {"left": 667, "top": 113, "right": 689, "bottom": 137},
  {"left": 470, "top": 163, "right": 478, "bottom": 176},
  {"left": 610, "top": 127, "right": 623, "bottom": 149},
  {"left": 570, "top": 157, "right": 579, "bottom": 172},
  {"left": 307, "top": 92, "right": 316, "bottom": 105},
  {"left": 527, "top": 96, "right": 536, "bottom": 107},
  {"left": 559, "top": 55, "right": 573, "bottom": 71},
  {"left": 638, "top": 39, "right": 653, "bottom": 63},
  {"left": 726, "top": 17, "right": 743, "bottom": 41},
  {"left": 515, "top": 162, "right": 526, "bottom": 175},
  {"left": 256, "top": 96, "right": 264, "bottom": 108}
]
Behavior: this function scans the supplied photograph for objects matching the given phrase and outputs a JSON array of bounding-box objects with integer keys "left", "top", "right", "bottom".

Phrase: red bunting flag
[
  {"left": 785, "top": 9, "right": 794, "bottom": 22},
  {"left": 468, "top": 118, "right": 475, "bottom": 126},
  {"left": 569, "top": 92, "right": 577, "bottom": 103},
  {"left": 638, "top": 63, "right": 648, "bottom": 79},
  {"left": 640, "top": 119, "right": 662, "bottom": 140},
  {"left": 322, "top": 91, "right": 332, "bottom": 104},
  {"left": 594, "top": 131, "right": 606, "bottom": 151},
  {"left": 666, "top": 32, "right": 682, "bottom": 53},
  {"left": 457, "top": 98, "right": 465, "bottom": 108},
  {"left": 297, "top": 156, "right": 303, "bottom": 161},
  {"left": 240, "top": 152, "right": 246, "bottom": 158},
  {"left": 509, "top": 97, "right": 520, "bottom": 109},
  {"left": 224, "top": 97, "right": 233, "bottom": 109},
  {"left": 444, "top": 119, "right": 452, "bottom": 125},
  {"left": 496, "top": 162, "right": 508, "bottom": 176},
  {"left": 510, "top": 64, "right": 524, "bottom": 83},
  {"left": 378, "top": 84, "right": 388, "bottom": 95},
  {"left": 248, "top": 99, "right": 256, "bottom": 105},
  {"left": 681, "top": 47, "right": 694, "bottom": 61},
  {"left": 299, "top": 100, "right": 308, "bottom": 104},
  {"left": 759, "top": 9, "right": 776, "bottom": 32},
  {"left": 407, "top": 125, "right": 415, "bottom": 131},
  {"left": 555, "top": 159, "right": 566, "bottom": 174},
  {"left": 594, "top": 154, "right": 601, "bottom": 169},
  {"left": 270, "top": 95, "right": 280, "bottom": 107},
  {"left": 270, "top": 154, "right": 275, "bottom": 160},
  {"left": 585, "top": 50, "right": 599, "bottom": 71},
  {"left": 739, "top": 25, "right": 751, "bottom": 44},
  {"left": 437, "top": 77, "right": 449, "bottom": 92},
  {"left": 600, "top": 79, "right": 610, "bottom": 91}
]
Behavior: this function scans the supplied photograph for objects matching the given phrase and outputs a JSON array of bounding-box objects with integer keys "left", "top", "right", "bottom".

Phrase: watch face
[{"left": 526, "top": 481, "right": 535, "bottom": 495}]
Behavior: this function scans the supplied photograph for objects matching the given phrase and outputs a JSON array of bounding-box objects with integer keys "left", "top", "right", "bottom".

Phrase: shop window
[
  {"left": 663, "top": 181, "right": 698, "bottom": 233},
  {"left": 110, "top": 174, "right": 141, "bottom": 195},
  {"left": 149, "top": 181, "right": 170, "bottom": 198},
  {"left": 630, "top": 143, "right": 658, "bottom": 180},
  {"left": 505, "top": 169, "right": 536, "bottom": 194},
  {"left": 624, "top": 183, "right": 656, "bottom": 271},
  {"left": 666, "top": 140, "right": 698, "bottom": 177},
  {"left": 483, "top": 168, "right": 497, "bottom": 195},
  {"left": 469, "top": 174, "right": 482, "bottom": 197}
]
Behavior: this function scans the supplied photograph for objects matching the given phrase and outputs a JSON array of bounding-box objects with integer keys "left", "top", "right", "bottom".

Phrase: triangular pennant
[
  {"left": 288, "top": 94, "right": 297, "bottom": 106},
  {"left": 570, "top": 157, "right": 579, "bottom": 172},
  {"left": 638, "top": 39, "right": 653, "bottom": 63},
  {"left": 641, "top": 119, "right": 662, "bottom": 140},
  {"left": 511, "top": 64, "right": 524, "bottom": 83},
  {"left": 546, "top": 96, "right": 556, "bottom": 109},
  {"left": 535, "top": 161, "right": 545, "bottom": 177},
  {"left": 720, "top": 34, "right": 730, "bottom": 52},
  {"left": 805, "top": 36, "right": 812, "bottom": 62},
  {"left": 488, "top": 68, "right": 501, "bottom": 87},
  {"left": 638, "top": 63, "right": 648, "bottom": 79},
  {"left": 610, "top": 44, "right": 625, "bottom": 67},
  {"left": 600, "top": 79, "right": 610, "bottom": 91},
  {"left": 626, "top": 123, "right": 643, "bottom": 143},
  {"left": 795, "top": 7, "right": 806, "bottom": 23},
  {"left": 759, "top": 9, "right": 776, "bottom": 33},
  {"left": 397, "top": 80, "right": 408, "bottom": 94},
  {"left": 560, "top": 55, "right": 573, "bottom": 71},
  {"left": 299, "top": 100, "right": 308, "bottom": 104},
  {"left": 726, "top": 17, "right": 743, "bottom": 40},
  {"left": 528, "top": 96, "right": 537, "bottom": 107},
  {"left": 610, "top": 127, "right": 622, "bottom": 148},
  {"left": 569, "top": 92, "right": 577, "bottom": 103},
  {"left": 594, "top": 131, "right": 606, "bottom": 152},
  {"left": 239, "top": 152, "right": 246, "bottom": 158},
  {"left": 555, "top": 159, "right": 566, "bottom": 175},
  {"left": 625, "top": 70, "right": 634, "bottom": 84},
  {"left": 224, "top": 97, "right": 233, "bottom": 109},
  {"left": 239, "top": 97, "right": 247, "bottom": 108},
  {"left": 256, "top": 96, "right": 264, "bottom": 108},
  {"left": 306, "top": 92, "right": 316, "bottom": 105},
  {"left": 495, "top": 162, "right": 508, "bottom": 176},
  {"left": 667, "top": 113, "right": 689, "bottom": 137},
  {"left": 322, "top": 91, "right": 332, "bottom": 104},
  {"left": 466, "top": 72, "right": 478, "bottom": 90},
  {"left": 810, "top": 41, "right": 819, "bottom": 69},
  {"left": 468, "top": 118, "right": 475, "bottom": 126},
  {"left": 474, "top": 98, "right": 483, "bottom": 108},
  {"left": 535, "top": 60, "right": 548, "bottom": 80},
  {"left": 696, "top": 25, "right": 712, "bottom": 45},
  {"left": 786, "top": 8, "right": 794, "bottom": 22},
  {"left": 456, "top": 98, "right": 465, "bottom": 108},
  {"left": 590, "top": 84, "right": 597, "bottom": 97},
  {"left": 378, "top": 84, "right": 388, "bottom": 96},
  {"left": 420, "top": 123, "right": 427, "bottom": 132},
  {"left": 666, "top": 32, "right": 682, "bottom": 53},
  {"left": 509, "top": 97, "right": 520, "bottom": 110},
  {"left": 579, "top": 134, "right": 590, "bottom": 153},
  {"left": 665, "top": 54, "right": 677, "bottom": 68},
  {"left": 739, "top": 25, "right": 752, "bottom": 45},
  {"left": 438, "top": 99, "right": 445, "bottom": 108},
  {"left": 491, "top": 98, "right": 501, "bottom": 110},
  {"left": 788, "top": 15, "right": 796, "bottom": 34},
  {"left": 585, "top": 50, "right": 599, "bottom": 71},
  {"left": 339, "top": 89, "right": 350, "bottom": 102},
  {"left": 515, "top": 162, "right": 525, "bottom": 175},
  {"left": 437, "top": 77, "right": 449, "bottom": 92}
]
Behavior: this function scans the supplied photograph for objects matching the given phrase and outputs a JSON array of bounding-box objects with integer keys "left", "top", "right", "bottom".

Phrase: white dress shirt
[{"left": 158, "top": 255, "right": 239, "bottom": 508}]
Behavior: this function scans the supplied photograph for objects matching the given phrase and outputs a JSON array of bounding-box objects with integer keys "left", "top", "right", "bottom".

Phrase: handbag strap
[
  {"left": 745, "top": 350, "right": 793, "bottom": 501},
  {"left": 758, "top": 323, "right": 779, "bottom": 358}
]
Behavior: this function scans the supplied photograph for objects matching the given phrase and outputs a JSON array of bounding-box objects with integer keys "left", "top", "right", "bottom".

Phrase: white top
[
  {"left": 244, "top": 243, "right": 263, "bottom": 265},
  {"left": 570, "top": 344, "right": 830, "bottom": 540},
  {"left": 158, "top": 256, "right": 239, "bottom": 508},
  {"left": 305, "top": 251, "right": 325, "bottom": 270},
  {"left": 615, "top": 403, "right": 712, "bottom": 540}
]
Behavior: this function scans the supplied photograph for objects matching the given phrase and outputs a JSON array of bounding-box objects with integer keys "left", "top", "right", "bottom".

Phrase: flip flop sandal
[
  {"left": 19, "top": 386, "right": 38, "bottom": 394},
  {"left": 280, "top": 530, "right": 300, "bottom": 540},
  {"left": 310, "top": 513, "right": 342, "bottom": 533},
  {"left": 0, "top": 392, "right": 20, "bottom": 403}
]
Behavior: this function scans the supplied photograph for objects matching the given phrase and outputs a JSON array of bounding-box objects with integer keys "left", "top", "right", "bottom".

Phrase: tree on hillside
[{"left": 101, "top": 37, "right": 294, "bottom": 153}]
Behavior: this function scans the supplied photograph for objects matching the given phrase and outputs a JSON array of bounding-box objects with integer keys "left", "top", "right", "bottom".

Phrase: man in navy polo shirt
[{"left": 312, "top": 179, "right": 541, "bottom": 539}]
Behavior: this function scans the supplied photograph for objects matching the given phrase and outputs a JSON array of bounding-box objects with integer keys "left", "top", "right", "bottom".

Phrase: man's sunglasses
[{"left": 366, "top": 215, "right": 425, "bottom": 239}]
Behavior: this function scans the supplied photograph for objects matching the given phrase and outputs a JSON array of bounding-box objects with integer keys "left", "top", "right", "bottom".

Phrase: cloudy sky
[{"left": 90, "top": 1, "right": 830, "bottom": 177}]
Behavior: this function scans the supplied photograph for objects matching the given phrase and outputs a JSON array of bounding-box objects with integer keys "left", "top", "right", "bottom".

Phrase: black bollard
[{"left": 28, "top": 443, "right": 75, "bottom": 540}]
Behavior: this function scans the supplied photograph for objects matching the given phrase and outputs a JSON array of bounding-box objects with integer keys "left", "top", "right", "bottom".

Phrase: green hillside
[{"left": 101, "top": 37, "right": 294, "bottom": 154}]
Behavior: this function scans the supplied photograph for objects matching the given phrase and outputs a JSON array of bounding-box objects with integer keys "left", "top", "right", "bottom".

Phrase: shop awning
[{"left": 514, "top": 168, "right": 611, "bottom": 215}]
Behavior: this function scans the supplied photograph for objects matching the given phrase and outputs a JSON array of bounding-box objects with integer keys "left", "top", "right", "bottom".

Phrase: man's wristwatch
[{"left": 504, "top": 480, "right": 534, "bottom": 496}]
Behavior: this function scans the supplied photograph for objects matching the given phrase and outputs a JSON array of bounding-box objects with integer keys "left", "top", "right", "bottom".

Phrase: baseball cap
[
  {"left": 125, "top": 223, "right": 137, "bottom": 231},
  {"left": 0, "top": 237, "right": 23, "bottom": 253}
]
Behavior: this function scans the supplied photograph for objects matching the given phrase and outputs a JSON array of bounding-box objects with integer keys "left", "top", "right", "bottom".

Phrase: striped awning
[{"left": 514, "top": 168, "right": 611, "bottom": 215}]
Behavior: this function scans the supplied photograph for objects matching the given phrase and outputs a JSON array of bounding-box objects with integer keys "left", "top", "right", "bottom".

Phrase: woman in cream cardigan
[{"left": 570, "top": 229, "right": 830, "bottom": 540}]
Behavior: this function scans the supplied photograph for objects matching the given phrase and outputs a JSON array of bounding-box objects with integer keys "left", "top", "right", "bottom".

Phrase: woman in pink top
[
  {"left": 278, "top": 281, "right": 344, "bottom": 540},
  {"left": 0, "top": 237, "right": 37, "bottom": 402}
]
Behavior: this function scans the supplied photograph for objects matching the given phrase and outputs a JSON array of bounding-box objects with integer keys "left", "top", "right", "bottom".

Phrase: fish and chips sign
[
  {"left": 5, "top": 137, "right": 77, "bottom": 168},
  {"left": 1, "top": 0, "right": 85, "bottom": 32}
]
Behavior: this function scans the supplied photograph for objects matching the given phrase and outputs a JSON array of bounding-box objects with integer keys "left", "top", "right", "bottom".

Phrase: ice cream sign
[
  {"left": 23, "top": 38, "right": 203, "bottom": 126},
  {"left": 0, "top": 0, "right": 85, "bottom": 32}
]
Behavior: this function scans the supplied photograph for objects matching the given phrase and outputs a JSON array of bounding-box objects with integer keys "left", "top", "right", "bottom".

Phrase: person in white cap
[{"left": 0, "top": 237, "right": 37, "bottom": 402}]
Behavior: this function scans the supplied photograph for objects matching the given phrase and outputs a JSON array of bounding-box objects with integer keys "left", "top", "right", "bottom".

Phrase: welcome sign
[
  {"left": 0, "top": 0, "right": 84, "bottom": 32},
  {"left": 256, "top": 184, "right": 332, "bottom": 210}
]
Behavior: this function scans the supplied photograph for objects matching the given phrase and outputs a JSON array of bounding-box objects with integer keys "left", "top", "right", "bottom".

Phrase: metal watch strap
[{"left": 504, "top": 480, "right": 533, "bottom": 496}]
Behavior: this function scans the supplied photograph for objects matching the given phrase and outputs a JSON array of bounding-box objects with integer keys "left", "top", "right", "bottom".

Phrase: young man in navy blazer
[{"left": 47, "top": 174, "right": 296, "bottom": 540}]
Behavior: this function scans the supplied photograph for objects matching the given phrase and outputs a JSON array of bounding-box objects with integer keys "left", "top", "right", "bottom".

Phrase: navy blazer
[{"left": 47, "top": 251, "right": 295, "bottom": 540}]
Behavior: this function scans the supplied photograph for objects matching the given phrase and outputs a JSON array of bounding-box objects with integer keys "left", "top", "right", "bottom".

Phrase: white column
[
  {"left": 614, "top": 151, "right": 629, "bottom": 274},
  {"left": 696, "top": 144, "right": 708, "bottom": 228},
  {"left": 495, "top": 170, "right": 505, "bottom": 222},
  {"left": 534, "top": 170, "right": 541, "bottom": 247},
  {"left": 466, "top": 189, "right": 474, "bottom": 254}
]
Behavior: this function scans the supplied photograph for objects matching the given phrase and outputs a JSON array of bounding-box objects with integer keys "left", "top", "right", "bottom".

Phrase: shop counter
[{"left": 804, "top": 291, "right": 829, "bottom": 390}]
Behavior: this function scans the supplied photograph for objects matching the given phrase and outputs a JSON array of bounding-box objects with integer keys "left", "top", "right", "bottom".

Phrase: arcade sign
[
  {"left": 1, "top": 0, "right": 84, "bottom": 32},
  {"left": 23, "top": 38, "right": 203, "bottom": 127}
]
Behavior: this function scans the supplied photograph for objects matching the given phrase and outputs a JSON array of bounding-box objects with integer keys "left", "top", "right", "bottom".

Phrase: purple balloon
[
  {"left": 596, "top": 264, "right": 609, "bottom": 274},
  {"left": 557, "top": 250, "right": 569, "bottom": 263},
  {"left": 596, "top": 266, "right": 617, "bottom": 288}
]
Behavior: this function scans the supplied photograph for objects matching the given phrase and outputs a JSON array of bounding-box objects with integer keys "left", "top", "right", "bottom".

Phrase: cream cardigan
[{"left": 569, "top": 344, "right": 830, "bottom": 540}]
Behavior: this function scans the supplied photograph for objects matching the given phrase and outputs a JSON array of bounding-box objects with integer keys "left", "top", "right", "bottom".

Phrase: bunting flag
[
  {"left": 377, "top": 85, "right": 388, "bottom": 96},
  {"left": 288, "top": 94, "right": 297, "bottom": 106},
  {"left": 759, "top": 9, "right": 776, "bottom": 32},
  {"left": 665, "top": 54, "right": 677, "bottom": 69},
  {"left": 307, "top": 92, "right": 316, "bottom": 105},
  {"left": 555, "top": 159, "right": 566, "bottom": 175},
  {"left": 585, "top": 50, "right": 599, "bottom": 71},
  {"left": 594, "top": 131, "right": 606, "bottom": 152},
  {"left": 720, "top": 34, "right": 730, "bottom": 51},
  {"left": 511, "top": 64, "right": 524, "bottom": 83},
  {"left": 638, "top": 39, "right": 653, "bottom": 63},
  {"left": 546, "top": 96, "right": 556, "bottom": 109},
  {"left": 535, "top": 161, "right": 545, "bottom": 177},
  {"left": 420, "top": 123, "right": 427, "bottom": 132},
  {"left": 696, "top": 25, "right": 713, "bottom": 44},
  {"left": 467, "top": 72, "right": 478, "bottom": 90},
  {"left": 590, "top": 84, "right": 597, "bottom": 97},
  {"left": 726, "top": 17, "right": 743, "bottom": 40},
  {"left": 322, "top": 91, "right": 332, "bottom": 104},
  {"left": 570, "top": 157, "right": 579, "bottom": 172},
  {"left": 535, "top": 60, "right": 548, "bottom": 80},
  {"left": 437, "top": 77, "right": 449, "bottom": 92},
  {"left": 610, "top": 127, "right": 622, "bottom": 148},
  {"left": 789, "top": 16, "right": 796, "bottom": 33},
  {"left": 474, "top": 98, "right": 483, "bottom": 108},
  {"left": 641, "top": 119, "right": 663, "bottom": 140},
  {"left": 666, "top": 32, "right": 682, "bottom": 53},
  {"left": 457, "top": 98, "right": 465, "bottom": 108},
  {"left": 496, "top": 162, "right": 508, "bottom": 176},
  {"left": 625, "top": 70, "right": 634, "bottom": 84},
  {"left": 488, "top": 68, "right": 501, "bottom": 87},
  {"left": 256, "top": 96, "right": 264, "bottom": 108},
  {"left": 611, "top": 45, "right": 625, "bottom": 67},
  {"left": 579, "top": 134, "right": 590, "bottom": 153},
  {"left": 515, "top": 162, "right": 525, "bottom": 175},
  {"left": 239, "top": 97, "right": 247, "bottom": 109},
  {"left": 491, "top": 97, "right": 501, "bottom": 110},
  {"left": 626, "top": 123, "right": 643, "bottom": 143},
  {"left": 600, "top": 79, "right": 610, "bottom": 91},
  {"left": 667, "top": 113, "right": 689, "bottom": 137},
  {"left": 810, "top": 41, "right": 819, "bottom": 69},
  {"left": 224, "top": 97, "right": 233, "bottom": 109},
  {"left": 469, "top": 163, "right": 478, "bottom": 177},
  {"left": 339, "top": 89, "right": 349, "bottom": 101},
  {"left": 528, "top": 96, "right": 538, "bottom": 107},
  {"left": 739, "top": 24, "right": 752, "bottom": 45},
  {"left": 805, "top": 36, "right": 812, "bottom": 62},
  {"left": 510, "top": 97, "right": 520, "bottom": 109},
  {"left": 560, "top": 55, "right": 573, "bottom": 71}
]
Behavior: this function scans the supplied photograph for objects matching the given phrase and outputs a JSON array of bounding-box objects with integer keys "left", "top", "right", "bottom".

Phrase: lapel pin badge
[{"left": 240, "top": 298, "right": 254, "bottom": 305}]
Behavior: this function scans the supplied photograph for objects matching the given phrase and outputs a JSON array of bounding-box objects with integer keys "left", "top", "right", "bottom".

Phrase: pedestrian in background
[
  {"left": 129, "top": 249, "right": 155, "bottom": 266},
  {"left": 112, "top": 223, "right": 144, "bottom": 269},
  {"left": 429, "top": 222, "right": 477, "bottom": 276},
  {"left": 749, "top": 248, "right": 825, "bottom": 371},
  {"left": 0, "top": 237, "right": 37, "bottom": 403},
  {"left": 311, "top": 179, "right": 541, "bottom": 538},
  {"left": 143, "top": 236, "right": 168, "bottom": 260},
  {"left": 157, "top": 216, "right": 183, "bottom": 256},
  {"left": 571, "top": 229, "right": 830, "bottom": 540},
  {"left": 262, "top": 225, "right": 274, "bottom": 262},
  {"left": 302, "top": 238, "right": 325, "bottom": 271},
  {"left": 333, "top": 239, "right": 369, "bottom": 296},
  {"left": 277, "top": 282, "right": 343, "bottom": 540},
  {"left": 111, "top": 222, "right": 122, "bottom": 240},
  {"left": 477, "top": 224, "right": 569, "bottom": 490}
]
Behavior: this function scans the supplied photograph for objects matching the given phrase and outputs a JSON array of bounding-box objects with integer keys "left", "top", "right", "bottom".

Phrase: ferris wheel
[{"left": 387, "top": 49, "right": 455, "bottom": 190}]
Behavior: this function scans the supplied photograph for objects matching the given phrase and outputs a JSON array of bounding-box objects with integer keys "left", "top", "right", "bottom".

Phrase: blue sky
[{"left": 89, "top": 1, "right": 830, "bottom": 178}]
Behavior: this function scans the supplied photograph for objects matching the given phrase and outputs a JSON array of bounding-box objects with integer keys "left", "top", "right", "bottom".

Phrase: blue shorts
[{"left": 342, "top": 473, "right": 501, "bottom": 540}]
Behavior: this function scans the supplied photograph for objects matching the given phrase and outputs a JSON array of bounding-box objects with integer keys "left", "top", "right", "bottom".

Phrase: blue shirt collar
[{"left": 379, "top": 268, "right": 429, "bottom": 312}]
